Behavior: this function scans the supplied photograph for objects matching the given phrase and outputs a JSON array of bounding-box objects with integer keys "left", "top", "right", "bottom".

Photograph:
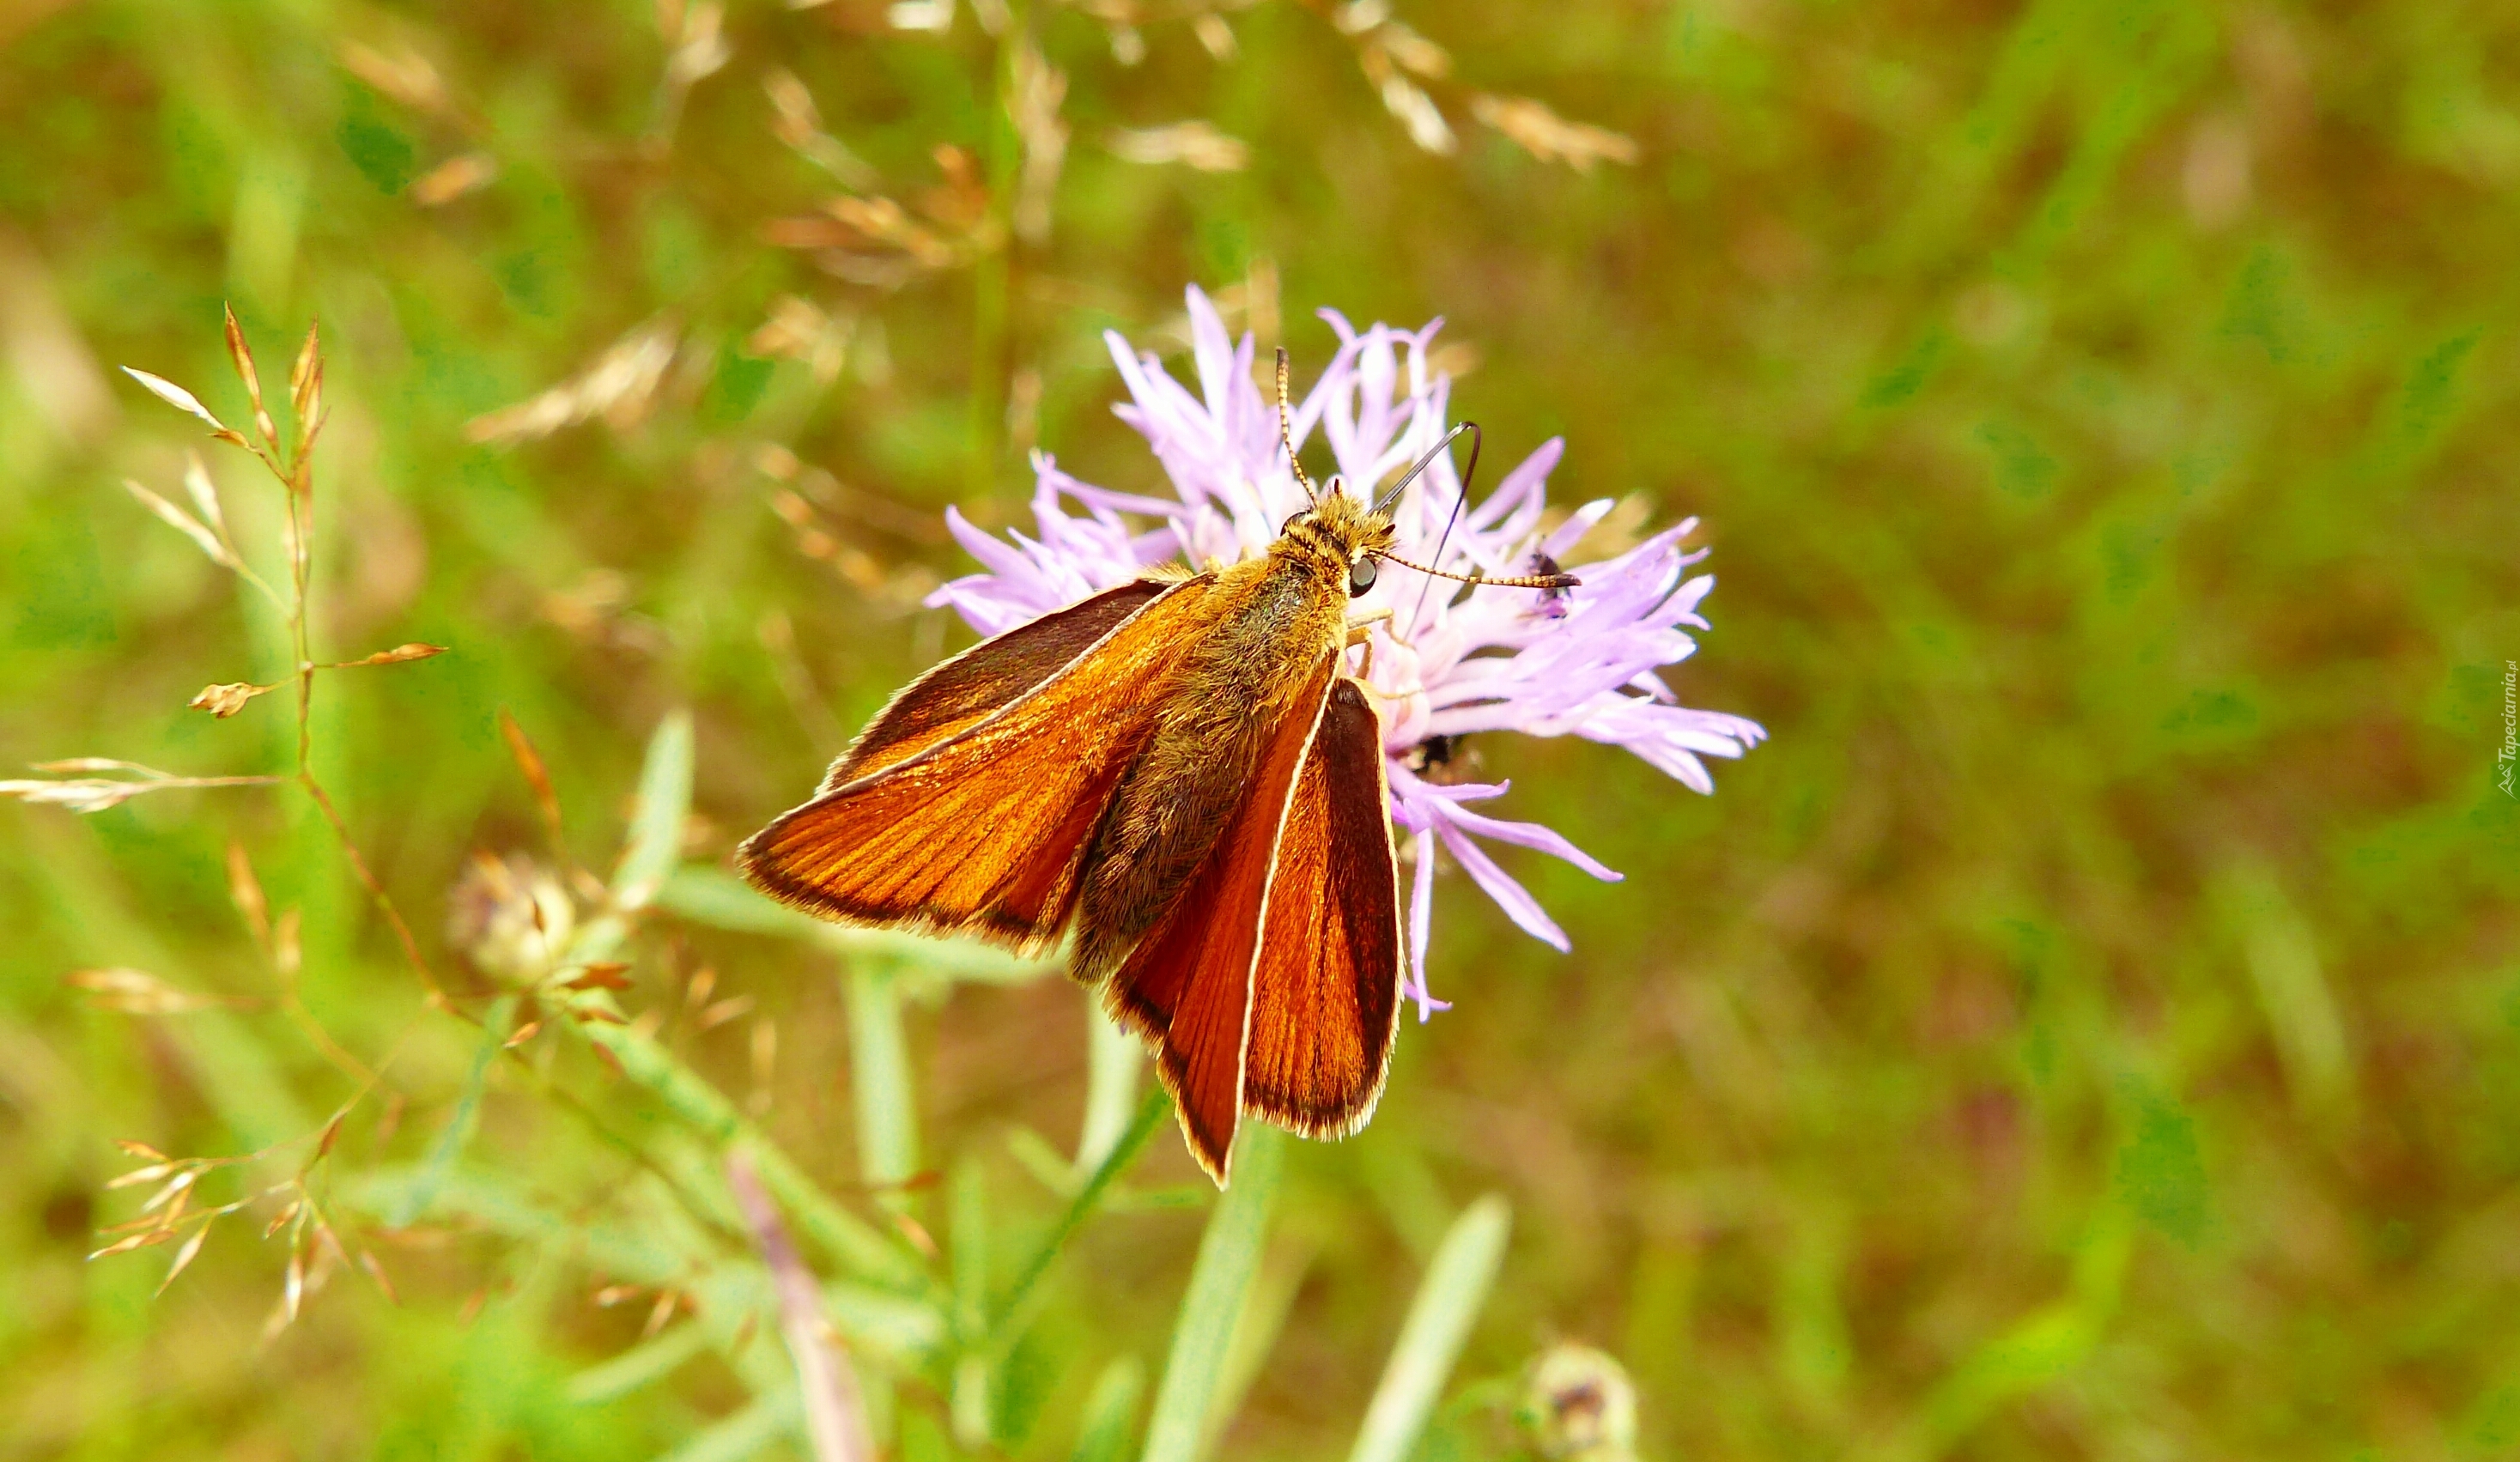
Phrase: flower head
[{"left": 932, "top": 288, "right": 1765, "bottom": 1016}]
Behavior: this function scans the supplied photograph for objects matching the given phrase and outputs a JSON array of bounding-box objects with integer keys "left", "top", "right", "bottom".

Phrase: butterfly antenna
[
  {"left": 1372, "top": 422, "right": 1478, "bottom": 515},
  {"left": 1380, "top": 555, "right": 1579, "bottom": 591},
  {"left": 1392, "top": 422, "right": 1481, "bottom": 628},
  {"left": 1276, "top": 347, "right": 1318, "bottom": 507}
]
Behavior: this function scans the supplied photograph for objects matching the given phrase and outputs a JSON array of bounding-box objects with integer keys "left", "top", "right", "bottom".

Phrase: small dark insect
[
  {"left": 738, "top": 350, "right": 1578, "bottom": 1183},
  {"left": 1527, "top": 550, "right": 1573, "bottom": 618}
]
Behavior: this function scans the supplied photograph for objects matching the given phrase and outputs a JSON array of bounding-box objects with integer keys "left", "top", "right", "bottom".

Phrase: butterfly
[{"left": 738, "top": 351, "right": 1576, "bottom": 1183}]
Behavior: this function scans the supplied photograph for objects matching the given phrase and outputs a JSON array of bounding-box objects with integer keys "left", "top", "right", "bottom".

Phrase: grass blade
[
  {"left": 615, "top": 709, "right": 692, "bottom": 909},
  {"left": 1346, "top": 1194, "right": 1513, "bottom": 1462},
  {"left": 993, "top": 1086, "right": 1169, "bottom": 1348},
  {"left": 950, "top": 1155, "right": 992, "bottom": 1447},
  {"left": 567, "top": 1322, "right": 714, "bottom": 1404},
  {"left": 659, "top": 866, "right": 1047, "bottom": 983},
  {"left": 1072, "top": 1356, "right": 1146, "bottom": 1462},
  {"left": 1202, "top": 1239, "right": 1313, "bottom": 1453},
  {"left": 393, "top": 993, "right": 517, "bottom": 1226},
  {"left": 653, "top": 1392, "right": 793, "bottom": 1462},
  {"left": 1141, "top": 1124, "right": 1284, "bottom": 1462},
  {"left": 846, "top": 963, "right": 918, "bottom": 1193},
  {"left": 1075, "top": 1002, "right": 1143, "bottom": 1175}
]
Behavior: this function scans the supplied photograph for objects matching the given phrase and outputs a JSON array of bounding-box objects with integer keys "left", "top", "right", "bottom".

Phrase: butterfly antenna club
[{"left": 1277, "top": 347, "right": 1319, "bottom": 507}]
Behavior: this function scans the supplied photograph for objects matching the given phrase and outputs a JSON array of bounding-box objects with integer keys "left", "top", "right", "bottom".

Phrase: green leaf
[
  {"left": 1346, "top": 1195, "right": 1512, "bottom": 1462},
  {"left": 1141, "top": 1124, "right": 1284, "bottom": 1462},
  {"left": 1204, "top": 1240, "right": 1313, "bottom": 1453},
  {"left": 848, "top": 963, "right": 920, "bottom": 1192},
  {"left": 1072, "top": 1356, "right": 1146, "bottom": 1462},
  {"left": 951, "top": 1155, "right": 993, "bottom": 1447},
  {"left": 996, "top": 1088, "right": 1171, "bottom": 1347},
  {"left": 1075, "top": 1001, "right": 1145, "bottom": 1175},
  {"left": 653, "top": 1392, "right": 793, "bottom": 1462},
  {"left": 567, "top": 1323, "right": 714, "bottom": 1404},
  {"left": 2113, "top": 1083, "right": 2209, "bottom": 1247},
  {"left": 394, "top": 992, "right": 517, "bottom": 1226},
  {"left": 659, "top": 865, "right": 1047, "bottom": 984},
  {"left": 615, "top": 709, "right": 693, "bottom": 908}
]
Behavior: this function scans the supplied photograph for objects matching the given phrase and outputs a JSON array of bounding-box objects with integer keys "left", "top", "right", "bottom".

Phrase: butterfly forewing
[
  {"left": 1105, "top": 652, "right": 1339, "bottom": 1181},
  {"left": 1243, "top": 676, "right": 1403, "bottom": 1137},
  {"left": 825, "top": 579, "right": 1174, "bottom": 788},
  {"left": 738, "top": 575, "right": 1217, "bottom": 948}
]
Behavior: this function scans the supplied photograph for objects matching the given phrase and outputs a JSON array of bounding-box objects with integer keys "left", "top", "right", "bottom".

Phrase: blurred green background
[{"left": 4, "top": 0, "right": 2518, "bottom": 1458}]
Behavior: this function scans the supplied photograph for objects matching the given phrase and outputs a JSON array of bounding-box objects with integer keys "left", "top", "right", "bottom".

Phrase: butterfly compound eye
[{"left": 1348, "top": 556, "right": 1379, "bottom": 597}]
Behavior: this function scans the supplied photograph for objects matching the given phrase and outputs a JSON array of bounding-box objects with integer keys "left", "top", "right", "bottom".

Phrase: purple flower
[{"left": 931, "top": 288, "right": 1766, "bottom": 1017}]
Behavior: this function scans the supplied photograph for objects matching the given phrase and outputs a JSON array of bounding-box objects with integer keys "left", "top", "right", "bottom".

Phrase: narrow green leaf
[
  {"left": 1346, "top": 1194, "right": 1512, "bottom": 1462},
  {"left": 822, "top": 1279, "right": 951, "bottom": 1358},
  {"left": 2216, "top": 858, "right": 2351, "bottom": 1120},
  {"left": 616, "top": 709, "right": 693, "bottom": 908},
  {"left": 995, "top": 1087, "right": 1169, "bottom": 1345},
  {"left": 394, "top": 993, "right": 516, "bottom": 1226},
  {"left": 1071, "top": 1356, "right": 1146, "bottom": 1462},
  {"left": 1075, "top": 1001, "right": 1144, "bottom": 1175},
  {"left": 566, "top": 1010, "right": 927, "bottom": 1290},
  {"left": 1885, "top": 1208, "right": 2132, "bottom": 1462},
  {"left": 950, "top": 1155, "right": 993, "bottom": 1447},
  {"left": 1203, "top": 1241, "right": 1313, "bottom": 1453},
  {"left": 847, "top": 962, "right": 919, "bottom": 1192},
  {"left": 658, "top": 864, "right": 821, "bottom": 935},
  {"left": 659, "top": 867, "right": 1044, "bottom": 983},
  {"left": 653, "top": 1392, "right": 794, "bottom": 1462},
  {"left": 1141, "top": 1125, "right": 1284, "bottom": 1462},
  {"left": 568, "top": 1322, "right": 714, "bottom": 1404}
]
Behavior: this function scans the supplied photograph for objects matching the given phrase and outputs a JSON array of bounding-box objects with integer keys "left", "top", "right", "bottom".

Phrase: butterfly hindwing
[
  {"left": 1103, "top": 652, "right": 1339, "bottom": 1182},
  {"left": 1242, "top": 676, "right": 1403, "bottom": 1138},
  {"left": 738, "top": 575, "right": 1216, "bottom": 948}
]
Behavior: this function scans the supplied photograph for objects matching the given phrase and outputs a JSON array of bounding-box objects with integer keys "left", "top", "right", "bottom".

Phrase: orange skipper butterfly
[{"left": 739, "top": 351, "right": 1576, "bottom": 1182}]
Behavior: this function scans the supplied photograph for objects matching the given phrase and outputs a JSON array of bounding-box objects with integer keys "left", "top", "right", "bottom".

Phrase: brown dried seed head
[
  {"left": 289, "top": 321, "right": 320, "bottom": 413},
  {"left": 128, "top": 479, "right": 239, "bottom": 569},
  {"left": 273, "top": 908, "right": 302, "bottom": 979},
  {"left": 122, "top": 367, "right": 230, "bottom": 434},
  {"left": 1469, "top": 94, "right": 1639, "bottom": 173},
  {"left": 223, "top": 304, "right": 278, "bottom": 451},
  {"left": 345, "top": 642, "right": 449, "bottom": 666},
  {"left": 68, "top": 967, "right": 223, "bottom": 1015},
  {"left": 561, "top": 963, "right": 633, "bottom": 991},
  {"left": 412, "top": 153, "right": 499, "bottom": 207},
  {"left": 157, "top": 1224, "right": 211, "bottom": 1295},
  {"left": 226, "top": 842, "right": 271, "bottom": 951},
  {"left": 498, "top": 710, "right": 564, "bottom": 840},
  {"left": 358, "top": 1249, "right": 400, "bottom": 1303},
  {"left": 189, "top": 682, "right": 265, "bottom": 718},
  {"left": 696, "top": 993, "right": 754, "bottom": 1031},
  {"left": 336, "top": 39, "right": 447, "bottom": 112}
]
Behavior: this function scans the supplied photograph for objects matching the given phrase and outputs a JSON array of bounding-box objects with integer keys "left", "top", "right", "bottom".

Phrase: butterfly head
[
  {"left": 1278, "top": 481, "right": 1398, "bottom": 599},
  {"left": 1270, "top": 348, "right": 1580, "bottom": 603}
]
